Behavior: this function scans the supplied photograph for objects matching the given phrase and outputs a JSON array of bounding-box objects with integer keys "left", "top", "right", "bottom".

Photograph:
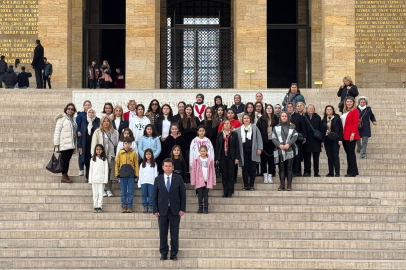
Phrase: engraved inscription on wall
[
  {"left": 0, "top": 0, "right": 38, "bottom": 65},
  {"left": 355, "top": 0, "right": 406, "bottom": 64}
]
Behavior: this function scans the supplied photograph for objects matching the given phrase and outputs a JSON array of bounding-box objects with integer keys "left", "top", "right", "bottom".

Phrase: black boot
[
  {"left": 203, "top": 204, "right": 208, "bottom": 214},
  {"left": 287, "top": 180, "right": 292, "bottom": 191},
  {"left": 197, "top": 204, "right": 203, "bottom": 214},
  {"left": 278, "top": 179, "right": 285, "bottom": 191}
]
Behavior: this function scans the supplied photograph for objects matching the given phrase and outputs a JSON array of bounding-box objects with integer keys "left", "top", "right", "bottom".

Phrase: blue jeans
[
  {"left": 120, "top": 177, "right": 135, "bottom": 207},
  {"left": 141, "top": 183, "right": 154, "bottom": 206}
]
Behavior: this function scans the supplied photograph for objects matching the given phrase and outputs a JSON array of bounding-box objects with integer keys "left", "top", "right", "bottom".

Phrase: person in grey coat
[
  {"left": 357, "top": 96, "right": 377, "bottom": 159},
  {"left": 235, "top": 114, "right": 263, "bottom": 191}
]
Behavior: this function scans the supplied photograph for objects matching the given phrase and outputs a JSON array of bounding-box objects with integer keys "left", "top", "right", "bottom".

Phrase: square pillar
[
  {"left": 321, "top": 0, "right": 355, "bottom": 88},
  {"left": 234, "top": 0, "right": 267, "bottom": 89},
  {"left": 126, "top": 0, "right": 159, "bottom": 89}
]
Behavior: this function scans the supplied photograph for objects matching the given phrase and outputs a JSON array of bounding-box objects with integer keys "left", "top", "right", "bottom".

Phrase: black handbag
[
  {"left": 304, "top": 115, "right": 323, "bottom": 141},
  {"left": 327, "top": 132, "right": 339, "bottom": 141},
  {"left": 297, "top": 133, "right": 304, "bottom": 141},
  {"left": 215, "top": 164, "right": 222, "bottom": 178},
  {"left": 46, "top": 147, "right": 64, "bottom": 174}
]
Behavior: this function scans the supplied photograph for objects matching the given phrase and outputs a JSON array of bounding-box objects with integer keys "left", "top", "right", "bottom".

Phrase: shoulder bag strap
[
  {"left": 360, "top": 107, "right": 367, "bottom": 121},
  {"left": 304, "top": 115, "right": 315, "bottom": 132}
]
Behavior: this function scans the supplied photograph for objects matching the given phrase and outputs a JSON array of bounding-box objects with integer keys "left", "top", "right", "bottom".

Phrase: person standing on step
[
  {"left": 162, "top": 124, "right": 187, "bottom": 161},
  {"left": 231, "top": 94, "right": 245, "bottom": 115},
  {"left": 114, "top": 68, "right": 125, "bottom": 88},
  {"left": 115, "top": 137, "right": 139, "bottom": 213},
  {"left": 146, "top": 99, "right": 161, "bottom": 125},
  {"left": 212, "top": 95, "right": 228, "bottom": 112},
  {"left": 322, "top": 105, "right": 343, "bottom": 177},
  {"left": 76, "top": 100, "right": 92, "bottom": 176},
  {"left": 101, "top": 102, "right": 114, "bottom": 120},
  {"left": 89, "top": 144, "right": 108, "bottom": 213},
  {"left": 123, "top": 100, "right": 137, "bottom": 121},
  {"left": 217, "top": 108, "right": 242, "bottom": 132},
  {"left": 31, "top": 39, "right": 44, "bottom": 89},
  {"left": 91, "top": 116, "right": 119, "bottom": 197},
  {"left": 215, "top": 120, "right": 240, "bottom": 198},
  {"left": 0, "top": 55, "right": 7, "bottom": 88},
  {"left": 99, "top": 60, "right": 112, "bottom": 89},
  {"left": 274, "top": 104, "right": 282, "bottom": 118},
  {"left": 179, "top": 104, "right": 200, "bottom": 171},
  {"left": 14, "top": 59, "right": 21, "bottom": 88},
  {"left": 254, "top": 101, "right": 264, "bottom": 124},
  {"left": 87, "top": 60, "right": 99, "bottom": 89},
  {"left": 287, "top": 102, "right": 306, "bottom": 176},
  {"left": 129, "top": 104, "right": 151, "bottom": 145},
  {"left": 256, "top": 104, "right": 279, "bottom": 184},
  {"left": 153, "top": 158, "right": 186, "bottom": 261},
  {"left": 191, "top": 145, "right": 216, "bottom": 214},
  {"left": 78, "top": 108, "right": 100, "bottom": 181},
  {"left": 174, "top": 101, "right": 186, "bottom": 123},
  {"left": 43, "top": 57, "right": 52, "bottom": 89},
  {"left": 215, "top": 105, "right": 225, "bottom": 123},
  {"left": 54, "top": 103, "right": 78, "bottom": 183},
  {"left": 236, "top": 114, "right": 263, "bottom": 191},
  {"left": 341, "top": 97, "right": 360, "bottom": 177},
  {"left": 112, "top": 105, "right": 129, "bottom": 137},
  {"left": 357, "top": 96, "right": 377, "bottom": 159},
  {"left": 272, "top": 112, "right": 298, "bottom": 191},
  {"left": 282, "top": 83, "right": 306, "bottom": 111},
  {"left": 337, "top": 75, "right": 358, "bottom": 113},
  {"left": 115, "top": 128, "right": 138, "bottom": 159},
  {"left": 138, "top": 148, "right": 158, "bottom": 214},
  {"left": 155, "top": 104, "right": 177, "bottom": 173},
  {"left": 171, "top": 145, "right": 188, "bottom": 184},
  {"left": 303, "top": 104, "right": 324, "bottom": 177},
  {"left": 255, "top": 92, "right": 266, "bottom": 109},
  {"left": 237, "top": 102, "right": 256, "bottom": 124},
  {"left": 193, "top": 93, "right": 207, "bottom": 121},
  {"left": 201, "top": 107, "right": 219, "bottom": 150},
  {"left": 138, "top": 124, "right": 161, "bottom": 163},
  {"left": 189, "top": 126, "right": 215, "bottom": 171}
]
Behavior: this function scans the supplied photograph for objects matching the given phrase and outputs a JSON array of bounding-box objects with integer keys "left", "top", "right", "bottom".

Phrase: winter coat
[
  {"left": 322, "top": 114, "right": 343, "bottom": 145},
  {"left": 154, "top": 115, "right": 177, "bottom": 137},
  {"left": 290, "top": 113, "right": 307, "bottom": 139},
  {"left": 129, "top": 115, "right": 151, "bottom": 143},
  {"left": 112, "top": 118, "right": 129, "bottom": 136},
  {"left": 87, "top": 65, "right": 100, "bottom": 79},
  {"left": 145, "top": 111, "right": 159, "bottom": 125},
  {"left": 238, "top": 111, "right": 260, "bottom": 124},
  {"left": 78, "top": 117, "right": 100, "bottom": 163},
  {"left": 76, "top": 111, "right": 87, "bottom": 133},
  {"left": 215, "top": 131, "right": 241, "bottom": 162},
  {"left": 357, "top": 107, "right": 376, "bottom": 138},
  {"left": 0, "top": 59, "right": 7, "bottom": 73},
  {"left": 138, "top": 163, "right": 158, "bottom": 187},
  {"left": 88, "top": 157, "right": 109, "bottom": 184},
  {"left": 235, "top": 125, "right": 263, "bottom": 166},
  {"left": 282, "top": 93, "right": 306, "bottom": 108},
  {"left": 2, "top": 68, "right": 17, "bottom": 86},
  {"left": 256, "top": 115, "right": 279, "bottom": 144},
  {"left": 190, "top": 156, "right": 216, "bottom": 189},
  {"left": 189, "top": 137, "right": 215, "bottom": 167},
  {"left": 17, "top": 71, "right": 32, "bottom": 87},
  {"left": 138, "top": 136, "right": 161, "bottom": 159},
  {"left": 231, "top": 103, "right": 245, "bottom": 115},
  {"left": 116, "top": 141, "right": 138, "bottom": 158},
  {"left": 53, "top": 113, "right": 77, "bottom": 151},
  {"left": 217, "top": 119, "right": 242, "bottom": 133},
  {"left": 99, "top": 65, "right": 111, "bottom": 75},
  {"left": 337, "top": 84, "right": 359, "bottom": 103},
  {"left": 44, "top": 63, "right": 53, "bottom": 76},
  {"left": 162, "top": 135, "right": 187, "bottom": 160},
  {"left": 31, "top": 44, "right": 45, "bottom": 69},
  {"left": 91, "top": 129, "right": 119, "bottom": 164},
  {"left": 115, "top": 72, "right": 125, "bottom": 88},
  {"left": 115, "top": 148, "right": 139, "bottom": 178},
  {"left": 343, "top": 109, "right": 360, "bottom": 141},
  {"left": 303, "top": 113, "right": 324, "bottom": 153}
]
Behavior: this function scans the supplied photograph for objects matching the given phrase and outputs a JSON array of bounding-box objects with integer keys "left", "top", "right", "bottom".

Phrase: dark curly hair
[{"left": 64, "top": 103, "right": 77, "bottom": 114}]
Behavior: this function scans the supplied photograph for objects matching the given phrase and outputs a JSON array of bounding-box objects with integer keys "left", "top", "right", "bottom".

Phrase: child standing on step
[
  {"left": 89, "top": 144, "right": 108, "bottom": 213},
  {"left": 190, "top": 145, "right": 216, "bottom": 214},
  {"left": 138, "top": 148, "right": 158, "bottom": 213},
  {"left": 171, "top": 145, "right": 188, "bottom": 183}
]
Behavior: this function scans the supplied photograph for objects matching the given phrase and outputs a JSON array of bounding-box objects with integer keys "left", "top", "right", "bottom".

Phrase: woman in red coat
[
  {"left": 115, "top": 68, "right": 125, "bottom": 88},
  {"left": 340, "top": 97, "right": 360, "bottom": 177}
]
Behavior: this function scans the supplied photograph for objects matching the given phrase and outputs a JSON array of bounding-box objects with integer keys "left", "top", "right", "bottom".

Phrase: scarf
[
  {"left": 358, "top": 105, "right": 366, "bottom": 111},
  {"left": 194, "top": 104, "right": 206, "bottom": 120},
  {"left": 288, "top": 92, "right": 298, "bottom": 108},
  {"left": 326, "top": 115, "right": 335, "bottom": 136},
  {"left": 223, "top": 131, "right": 232, "bottom": 156},
  {"left": 66, "top": 114, "right": 77, "bottom": 148},
  {"left": 241, "top": 124, "right": 252, "bottom": 143},
  {"left": 273, "top": 124, "right": 298, "bottom": 163},
  {"left": 87, "top": 115, "right": 96, "bottom": 135}
]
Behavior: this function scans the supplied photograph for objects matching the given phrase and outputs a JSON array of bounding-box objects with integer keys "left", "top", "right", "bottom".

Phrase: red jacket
[
  {"left": 343, "top": 109, "right": 360, "bottom": 140},
  {"left": 123, "top": 111, "right": 135, "bottom": 121}
]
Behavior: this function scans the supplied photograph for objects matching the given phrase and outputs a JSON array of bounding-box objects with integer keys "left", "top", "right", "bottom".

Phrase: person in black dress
[{"left": 179, "top": 104, "right": 200, "bottom": 170}]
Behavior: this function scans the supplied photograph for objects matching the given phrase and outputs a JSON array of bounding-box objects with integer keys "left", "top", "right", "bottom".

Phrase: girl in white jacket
[
  {"left": 189, "top": 126, "right": 214, "bottom": 169},
  {"left": 138, "top": 149, "right": 158, "bottom": 213},
  {"left": 89, "top": 144, "right": 109, "bottom": 213}
]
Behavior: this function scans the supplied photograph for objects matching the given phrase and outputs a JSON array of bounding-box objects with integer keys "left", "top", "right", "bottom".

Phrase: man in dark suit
[
  {"left": 153, "top": 158, "right": 186, "bottom": 261},
  {"left": 31, "top": 39, "right": 45, "bottom": 89}
]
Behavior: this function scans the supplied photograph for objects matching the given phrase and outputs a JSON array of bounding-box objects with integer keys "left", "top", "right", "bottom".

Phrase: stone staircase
[{"left": 0, "top": 89, "right": 405, "bottom": 269}]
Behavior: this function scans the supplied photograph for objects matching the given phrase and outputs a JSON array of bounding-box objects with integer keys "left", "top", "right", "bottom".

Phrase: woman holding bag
[
  {"left": 357, "top": 96, "right": 377, "bottom": 159},
  {"left": 99, "top": 60, "right": 112, "bottom": 89}
]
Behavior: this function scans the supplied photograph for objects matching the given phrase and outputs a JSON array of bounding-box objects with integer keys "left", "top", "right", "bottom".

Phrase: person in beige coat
[
  {"left": 91, "top": 116, "right": 119, "bottom": 197},
  {"left": 53, "top": 103, "right": 77, "bottom": 183}
]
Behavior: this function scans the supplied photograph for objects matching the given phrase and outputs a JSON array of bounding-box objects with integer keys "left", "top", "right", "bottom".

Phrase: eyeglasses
[
  {"left": 152, "top": 103, "right": 158, "bottom": 106},
  {"left": 67, "top": 108, "right": 74, "bottom": 111}
]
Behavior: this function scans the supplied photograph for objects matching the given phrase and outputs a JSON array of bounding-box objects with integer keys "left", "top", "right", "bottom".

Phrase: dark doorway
[{"left": 83, "top": 0, "right": 126, "bottom": 88}]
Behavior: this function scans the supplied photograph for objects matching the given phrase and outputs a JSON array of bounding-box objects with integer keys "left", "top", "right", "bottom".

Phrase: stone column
[
  {"left": 321, "top": 0, "right": 355, "bottom": 88},
  {"left": 234, "top": 0, "right": 267, "bottom": 89},
  {"left": 71, "top": 0, "right": 83, "bottom": 88},
  {"left": 38, "top": 0, "right": 72, "bottom": 88},
  {"left": 126, "top": 0, "right": 158, "bottom": 89}
]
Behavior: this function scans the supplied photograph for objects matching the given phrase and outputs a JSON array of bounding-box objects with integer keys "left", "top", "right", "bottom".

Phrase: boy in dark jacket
[
  {"left": 43, "top": 57, "right": 52, "bottom": 89},
  {"left": 2, "top": 66, "right": 17, "bottom": 89},
  {"left": 17, "top": 67, "right": 32, "bottom": 89}
]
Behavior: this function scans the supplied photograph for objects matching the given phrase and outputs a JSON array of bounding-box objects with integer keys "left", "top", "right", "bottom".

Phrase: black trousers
[
  {"left": 343, "top": 140, "right": 359, "bottom": 176},
  {"left": 158, "top": 208, "right": 181, "bottom": 257},
  {"left": 60, "top": 149, "right": 74, "bottom": 174},
  {"left": 43, "top": 75, "right": 51, "bottom": 88},
  {"left": 303, "top": 152, "right": 320, "bottom": 175},
  {"left": 84, "top": 147, "right": 92, "bottom": 180},
  {"left": 100, "top": 79, "right": 109, "bottom": 89},
  {"left": 293, "top": 142, "right": 303, "bottom": 175},
  {"left": 325, "top": 143, "right": 340, "bottom": 175},
  {"left": 261, "top": 142, "right": 275, "bottom": 176},
  {"left": 219, "top": 154, "right": 235, "bottom": 197},
  {"left": 0, "top": 73, "right": 3, "bottom": 88},
  {"left": 34, "top": 68, "right": 43, "bottom": 88},
  {"left": 279, "top": 158, "right": 293, "bottom": 181},
  {"left": 242, "top": 150, "right": 256, "bottom": 188},
  {"left": 197, "top": 186, "right": 209, "bottom": 205},
  {"left": 89, "top": 79, "right": 97, "bottom": 89}
]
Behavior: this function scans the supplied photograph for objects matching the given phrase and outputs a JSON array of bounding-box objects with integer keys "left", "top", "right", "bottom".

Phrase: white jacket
[
  {"left": 116, "top": 141, "right": 138, "bottom": 158},
  {"left": 138, "top": 163, "right": 158, "bottom": 188},
  {"left": 129, "top": 115, "right": 151, "bottom": 143},
  {"left": 88, "top": 157, "right": 109, "bottom": 184},
  {"left": 189, "top": 136, "right": 214, "bottom": 167},
  {"left": 53, "top": 113, "right": 76, "bottom": 151}
]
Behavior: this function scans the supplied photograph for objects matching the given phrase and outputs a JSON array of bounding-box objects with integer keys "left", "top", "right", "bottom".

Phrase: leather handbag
[
  {"left": 304, "top": 115, "right": 323, "bottom": 141},
  {"left": 46, "top": 147, "right": 64, "bottom": 174},
  {"left": 358, "top": 108, "right": 367, "bottom": 129},
  {"left": 327, "top": 132, "right": 339, "bottom": 141}
]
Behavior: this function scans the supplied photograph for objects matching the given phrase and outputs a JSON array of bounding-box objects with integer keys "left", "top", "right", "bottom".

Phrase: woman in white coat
[{"left": 54, "top": 103, "right": 78, "bottom": 183}]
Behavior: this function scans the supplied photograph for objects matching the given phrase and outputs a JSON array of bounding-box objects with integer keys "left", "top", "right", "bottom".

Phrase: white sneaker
[
  {"left": 263, "top": 173, "right": 268, "bottom": 183},
  {"left": 106, "top": 190, "right": 113, "bottom": 197},
  {"left": 268, "top": 174, "right": 273, "bottom": 184},
  {"left": 103, "top": 191, "right": 107, "bottom": 197},
  {"left": 78, "top": 170, "right": 84, "bottom": 176}
]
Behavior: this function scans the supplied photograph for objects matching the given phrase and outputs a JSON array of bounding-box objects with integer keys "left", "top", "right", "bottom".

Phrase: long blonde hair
[{"left": 99, "top": 116, "right": 115, "bottom": 133}]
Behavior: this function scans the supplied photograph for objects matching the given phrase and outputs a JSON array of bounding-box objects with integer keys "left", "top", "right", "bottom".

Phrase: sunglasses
[
  {"left": 67, "top": 108, "right": 75, "bottom": 111},
  {"left": 152, "top": 103, "right": 158, "bottom": 106}
]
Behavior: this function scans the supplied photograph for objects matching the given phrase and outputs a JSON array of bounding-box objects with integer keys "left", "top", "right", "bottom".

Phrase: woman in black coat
[
  {"left": 215, "top": 119, "right": 240, "bottom": 198},
  {"left": 202, "top": 107, "right": 219, "bottom": 149},
  {"left": 357, "top": 96, "right": 377, "bottom": 159},
  {"left": 337, "top": 75, "right": 358, "bottom": 113},
  {"left": 112, "top": 105, "right": 129, "bottom": 136},
  {"left": 322, "top": 105, "right": 343, "bottom": 177},
  {"left": 179, "top": 104, "right": 201, "bottom": 169},
  {"left": 303, "top": 104, "right": 324, "bottom": 177},
  {"left": 256, "top": 104, "right": 279, "bottom": 183}
]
